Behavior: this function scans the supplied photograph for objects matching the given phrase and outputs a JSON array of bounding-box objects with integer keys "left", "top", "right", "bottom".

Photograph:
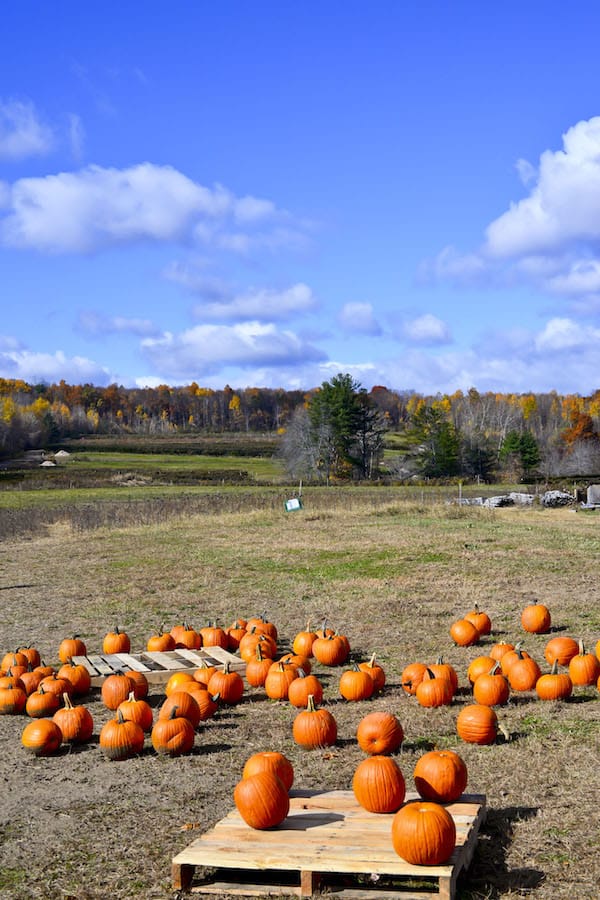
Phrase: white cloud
[
  {"left": 0, "top": 99, "right": 54, "bottom": 160},
  {"left": 403, "top": 313, "right": 451, "bottom": 345},
  {"left": 0, "top": 163, "right": 303, "bottom": 255},
  {"left": 338, "top": 302, "right": 381, "bottom": 335},
  {"left": 193, "top": 283, "right": 318, "bottom": 322},
  {"left": 0, "top": 348, "right": 111, "bottom": 384},
  {"left": 141, "top": 321, "right": 326, "bottom": 380},
  {"left": 534, "top": 317, "right": 600, "bottom": 352},
  {"left": 77, "top": 311, "right": 160, "bottom": 337},
  {"left": 543, "top": 259, "right": 600, "bottom": 296},
  {"left": 485, "top": 117, "right": 600, "bottom": 259}
]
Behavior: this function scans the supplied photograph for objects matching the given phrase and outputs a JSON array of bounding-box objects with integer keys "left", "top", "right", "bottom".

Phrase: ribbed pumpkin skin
[
  {"left": 292, "top": 697, "right": 337, "bottom": 749},
  {"left": 413, "top": 750, "right": 468, "bottom": 803},
  {"left": 99, "top": 714, "right": 145, "bottom": 760},
  {"left": 101, "top": 673, "right": 134, "bottom": 710},
  {"left": 0, "top": 684, "right": 27, "bottom": 715},
  {"left": 544, "top": 636, "right": 579, "bottom": 667},
  {"left": 242, "top": 751, "right": 294, "bottom": 791},
  {"left": 207, "top": 666, "right": 244, "bottom": 704},
  {"left": 287, "top": 673, "right": 323, "bottom": 708},
  {"left": 356, "top": 711, "right": 404, "bottom": 755},
  {"left": 352, "top": 756, "right": 405, "bottom": 813},
  {"left": 456, "top": 704, "right": 497, "bottom": 745},
  {"left": 473, "top": 669, "right": 510, "bottom": 707},
  {"left": 391, "top": 802, "right": 456, "bottom": 865},
  {"left": 234, "top": 771, "right": 290, "bottom": 829},
  {"left": 151, "top": 716, "right": 195, "bottom": 756},
  {"left": 53, "top": 695, "right": 94, "bottom": 743},
  {"left": 569, "top": 644, "right": 600, "bottom": 686},
  {"left": 535, "top": 665, "right": 573, "bottom": 701},
  {"left": 339, "top": 668, "right": 374, "bottom": 702}
]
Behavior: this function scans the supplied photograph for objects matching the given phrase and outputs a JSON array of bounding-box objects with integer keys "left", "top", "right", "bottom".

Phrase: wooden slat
[
  {"left": 144, "top": 650, "right": 190, "bottom": 671},
  {"left": 112, "top": 652, "right": 152, "bottom": 672},
  {"left": 84, "top": 654, "right": 115, "bottom": 675},
  {"left": 172, "top": 791, "right": 486, "bottom": 893},
  {"left": 71, "top": 655, "right": 100, "bottom": 676},
  {"left": 175, "top": 649, "right": 212, "bottom": 666}
]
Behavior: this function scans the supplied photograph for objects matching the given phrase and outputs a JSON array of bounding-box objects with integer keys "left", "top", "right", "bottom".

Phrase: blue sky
[{"left": 3, "top": 1, "right": 600, "bottom": 395}]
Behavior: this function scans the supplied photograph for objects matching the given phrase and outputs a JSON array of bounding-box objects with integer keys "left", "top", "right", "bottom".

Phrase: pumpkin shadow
[
  {"left": 195, "top": 742, "right": 233, "bottom": 755},
  {"left": 462, "top": 805, "right": 543, "bottom": 898}
]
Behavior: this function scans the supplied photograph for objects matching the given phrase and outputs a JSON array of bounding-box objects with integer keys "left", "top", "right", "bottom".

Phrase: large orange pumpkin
[
  {"left": 352, "top": 756, "right": 405, "bottom": 813},
  {"left": 391, "top": 801, "right": 456, "bottom": 865},
  {"left": 234, "top": 771, "right": 289, "bottom": 829},
  {"left": 413, "top": 749, "right": 468, "bottom": 803}
]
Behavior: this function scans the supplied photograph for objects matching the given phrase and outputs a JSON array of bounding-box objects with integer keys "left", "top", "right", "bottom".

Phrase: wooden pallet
[
  {"left": 172, "top": 790, "right": 486, "bottom": 899},
  {"left": 72, "top": 648, "right": 244, "bottom": 686}
]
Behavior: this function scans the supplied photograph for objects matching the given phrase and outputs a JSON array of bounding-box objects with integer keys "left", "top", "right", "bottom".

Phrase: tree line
[{"left": 1, "top": 376, "right": 600, "bottom": 481}]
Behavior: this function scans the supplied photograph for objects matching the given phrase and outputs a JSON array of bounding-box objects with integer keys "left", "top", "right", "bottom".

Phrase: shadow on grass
[{"left": 461, "top": 805, "right": 544, "bottom": 898}]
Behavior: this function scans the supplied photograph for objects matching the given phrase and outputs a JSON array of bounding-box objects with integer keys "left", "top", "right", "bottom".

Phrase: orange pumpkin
[
  {"left": 392, "top": 801, "right": 456, "bottom": 865},
  {"left": 521, "top": 603, "right": 551, "bottom": 634},
  {"left": 356, "top": 711, "right": 403, "bottom": 756},
  {"left": 292, "top": 694, "right": 337, "bottom": 749},
  {"left": 352, "top": 755, "right": 405, "bottom": 813},
  {"left": 21, "top": 719, "right": 63, "bottom": 756},
  {"left": 456, "top": 704, "right": 498, "bottom": 744},
  {"left": 413, "top": 749, "right": 468, "bottom": 803},
  {"left": 233, "top": 771, "right": 289, "bottom": 829},
  {"left": 242, "top": 751, "right": 294, "bottom": 791}
]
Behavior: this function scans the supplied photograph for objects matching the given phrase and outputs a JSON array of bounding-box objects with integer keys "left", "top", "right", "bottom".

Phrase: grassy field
[{"left": 0, "top": 490, "right": 598, "bottom": 899}]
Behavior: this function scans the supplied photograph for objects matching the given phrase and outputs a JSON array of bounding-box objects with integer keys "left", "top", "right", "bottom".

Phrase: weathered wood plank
[{"left": 172, "top": 790, "right": 486, "bottom": 897}]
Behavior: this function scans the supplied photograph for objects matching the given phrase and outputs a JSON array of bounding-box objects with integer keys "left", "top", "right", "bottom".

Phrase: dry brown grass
[{"left": 0, "top": 491, "right": 599, "bottom": 899}]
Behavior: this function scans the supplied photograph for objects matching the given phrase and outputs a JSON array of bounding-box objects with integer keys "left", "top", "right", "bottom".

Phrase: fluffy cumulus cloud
[
  {"left": 338, "top": 303, "right": 381, "bottom": 335},
  {"left": 485, "top": 117, "right": 600, "bottom": 259},
  {"left": 428, "top": 117, "right": 600, "bottom": 311},
  {"left": 402, "top": 313, "right": 451, "bottom": 345},
  {"left": 0, "top": 99, "right": 54, "bottom": 160},
  {"left": 0, "top": 163, "right": 301, "bottom": 254},
  {"left": 140, "top": 321, "right": 326, "bottom": 380},
  {"left": 0, "top": 347, "right": 111, "bottom": 384}
]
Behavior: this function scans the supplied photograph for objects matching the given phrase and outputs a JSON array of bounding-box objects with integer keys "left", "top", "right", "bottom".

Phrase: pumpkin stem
[
  {"left": 62, "top": 692, "right": 74, "bottom": 708},
  {"left": 578, "top": 638, "right": 585, "bottom": 655},
  {"left": 127, "top": 691, "right": 136, "bottom": 702},
  {"left": 368, "top": 652, "right": 377, "bottom": 668},
  {"left": 306, "top": 693, "right": 316, "bottom": 712}
]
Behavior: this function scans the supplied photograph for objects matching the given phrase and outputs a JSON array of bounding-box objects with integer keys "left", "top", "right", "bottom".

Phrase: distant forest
[{"left": 2, "top": 377, "right": 600, "bottom": 481}]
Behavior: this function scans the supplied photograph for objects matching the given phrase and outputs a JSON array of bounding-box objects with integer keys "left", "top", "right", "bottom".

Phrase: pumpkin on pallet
[
  {"left": 352, "top": 755, "right": 405, "bottom": 813},
  {"left": 391, "top": 801, "right": 456, "bottom": 865}
]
